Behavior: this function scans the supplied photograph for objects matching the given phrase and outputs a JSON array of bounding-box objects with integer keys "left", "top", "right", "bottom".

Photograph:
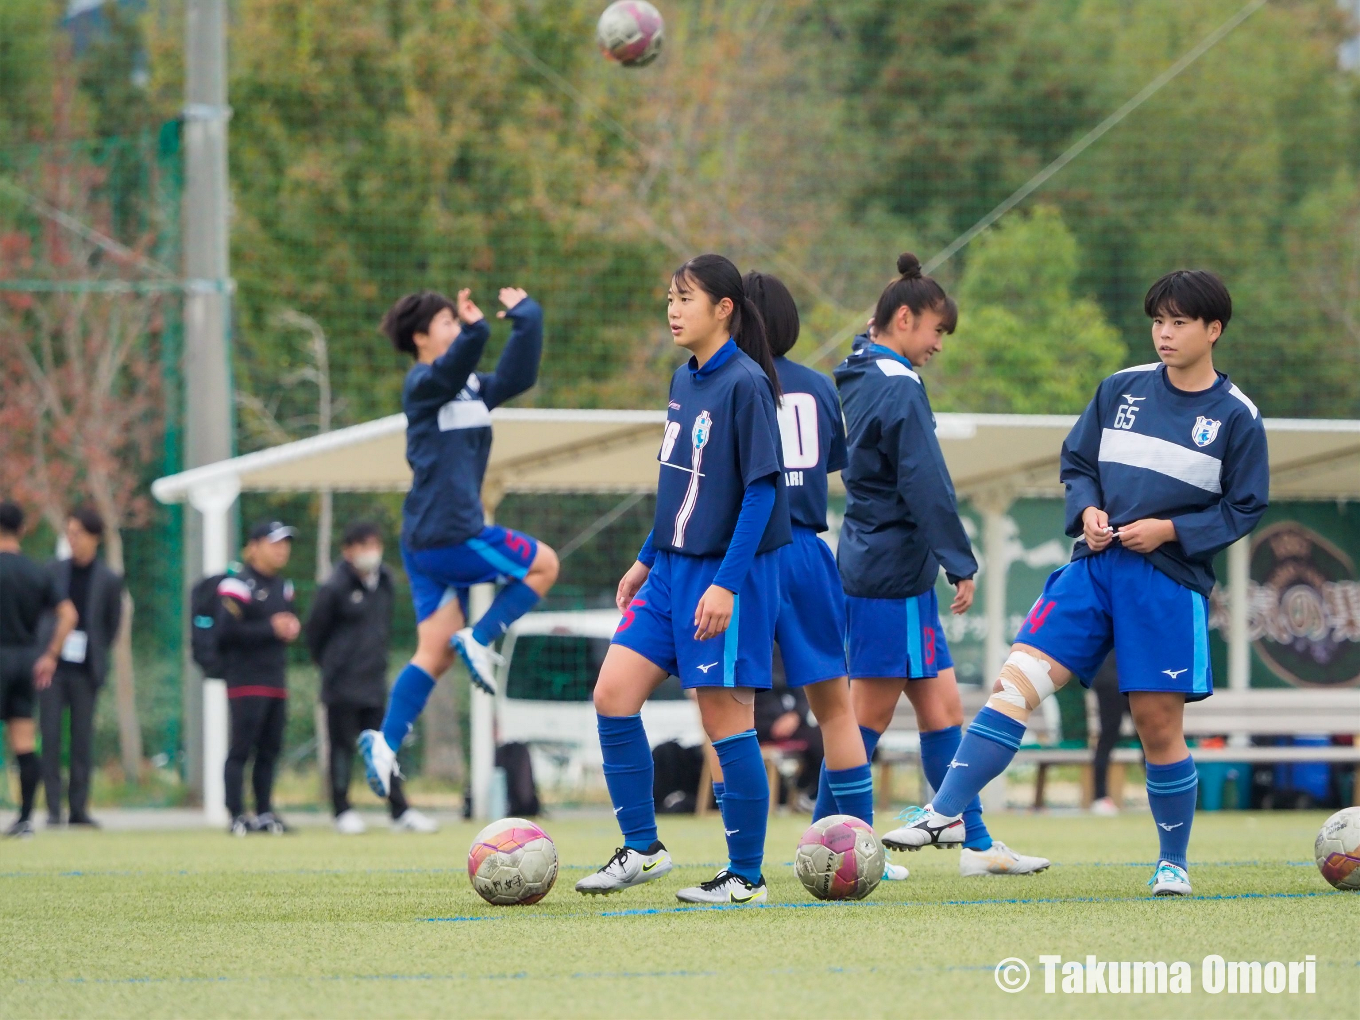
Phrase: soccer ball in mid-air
[
  {"left": 468, "top": 817, "right": 559, "bottom": 905},
  {"left": 1314, "top": 806, "right": 1360, "bottom": 891},
  {"left": 794, "top": 814, "right": 885, "bottom": 901},
  {"left": 597, "top": 1, "right": 664, "bottom": 67}
]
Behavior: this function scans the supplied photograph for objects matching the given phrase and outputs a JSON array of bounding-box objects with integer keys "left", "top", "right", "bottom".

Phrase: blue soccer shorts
[
  {"left": 845, "top": 587, "right": 954, "bottom": 681},
  {"left": 1014, "top": 544, "right": 1212, "bottom": 701},
  {"left": 612, "top": 549, "right": 780, "bottom": 690},
  {"left": 401, "top": 525, "right": 539, "bottom": 623},
  {"left": 774, "top": 527, "right": 848, "bottom": 687}
]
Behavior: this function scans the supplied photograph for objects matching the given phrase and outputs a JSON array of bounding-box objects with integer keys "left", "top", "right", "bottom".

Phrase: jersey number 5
[{"left": 777, "top": 393, "right": 820, "bottom": 470}]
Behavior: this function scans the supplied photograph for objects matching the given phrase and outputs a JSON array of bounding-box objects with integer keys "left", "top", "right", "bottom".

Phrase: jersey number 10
[{"left": 778, "top": 393, "right": 820, "bottom": 470}]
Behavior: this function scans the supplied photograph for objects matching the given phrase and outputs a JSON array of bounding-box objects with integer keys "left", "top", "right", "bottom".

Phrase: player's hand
[
  {"left": 456, "top": 288, "right": 484, "bottom": 325},
  {"left": 32, "top": 651, "right": 57, "bottom": 690},
  {"left": 950, "top": 578, "right": 975, "bottom": 615},
  {"left": 271, "top": 612, "right": 301, "bottom": 641},
  {"left": 497, "top": 287, "right": 528, "bottom": 318},
  {"left": 1115, "top": 518, "right": 1176, "bottom": 554},
  {"left": 771, "top": 711, "right": 800, "bottom": 741},
  {"left": 616, "top": 560, "right": 651, "bottom": 612},
  {"left": 694, "top": 585, "right": 734, "bottom": 641},
  {"left": 1082, "top": 506, "right": 1114, "bottom": 551}
]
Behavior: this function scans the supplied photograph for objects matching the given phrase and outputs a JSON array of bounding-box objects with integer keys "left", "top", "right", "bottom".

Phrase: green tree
[{"left": 928, "top": 206, "right": 1123, "bottom": 413}]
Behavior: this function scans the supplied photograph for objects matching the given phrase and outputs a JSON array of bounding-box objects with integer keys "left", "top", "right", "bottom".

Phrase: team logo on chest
[
  {"left": 672, "top": 410, "right": 713, "bottom": 548},
  {"left": 1191, "top": 416, "right": 1221, "bottom": 447},
  {"left": 692, "top": 410, "right": 712, "bottom": 452}
]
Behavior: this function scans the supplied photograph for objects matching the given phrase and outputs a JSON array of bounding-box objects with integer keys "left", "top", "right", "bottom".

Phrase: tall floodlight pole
[{"left": 183, "top": 0, "right": 234, "bottom": 821}]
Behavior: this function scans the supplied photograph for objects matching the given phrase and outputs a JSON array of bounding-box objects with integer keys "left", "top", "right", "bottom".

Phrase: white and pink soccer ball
[
  {"left": 794, "top": 814, "right": 885, "bottom": 901},
  {"left": 597, "top": 1, "right": 665, "bottom": 67},
  {"left": 1315, "top": 806, "right": 1360, "bottom": 891},
  {"left": 467, "top": 817, "right": 559, "bottom": 905}
]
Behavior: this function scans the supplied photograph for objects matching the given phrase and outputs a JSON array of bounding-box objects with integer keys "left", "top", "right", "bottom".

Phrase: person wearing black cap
[{"left": 216, "top": 520, "right": 300, "bottom": 835}]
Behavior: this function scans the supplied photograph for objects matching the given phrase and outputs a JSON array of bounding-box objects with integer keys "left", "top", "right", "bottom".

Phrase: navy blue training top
[
  {"left": 401, "top": 299, "right": 543, "bottom": 550},
  {"left": 652, "top": 340, "right": 791, "bottom": 558},
  {"left": 773, "top": 356, "right": 847, "bottom": 533},
  {"left": 833, "top": 336, "right": 977, "bottom": 599},
  {"left": 1062, "top": 362, "right": 1269, "bottom": 596}
]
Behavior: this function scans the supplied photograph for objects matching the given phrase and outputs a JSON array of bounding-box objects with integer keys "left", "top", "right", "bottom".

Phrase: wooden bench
[{"left": 878, "top": 686, "right": 1360, "bottom": 810}]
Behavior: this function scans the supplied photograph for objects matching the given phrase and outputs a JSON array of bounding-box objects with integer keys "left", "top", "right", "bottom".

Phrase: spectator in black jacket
[
  {"left": 217, "top": 520, "right": 300, "bottom": 836},
  {"left": 38, "top": 506, "right": 123, "bottom": 828},
  {"left": 305, "top": 522, "right": 437, "bottom": 835}
]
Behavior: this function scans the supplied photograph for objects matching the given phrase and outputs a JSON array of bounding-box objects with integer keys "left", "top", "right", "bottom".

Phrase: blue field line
[
  {"left": 0, "top": 860, "right": 1318, "bottom": 881},
  {"left": 418, "top": 887, "right": 1344, "bottom": 924}
]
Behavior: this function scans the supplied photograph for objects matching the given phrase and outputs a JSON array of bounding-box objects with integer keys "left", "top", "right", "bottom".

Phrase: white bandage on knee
[{"left": 992, "top": 651, "right": 1057, "bottom": 712}]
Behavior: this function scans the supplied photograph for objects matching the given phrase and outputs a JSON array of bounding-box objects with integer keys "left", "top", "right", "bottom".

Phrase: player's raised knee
[
  {"left": 530, "top": 542, "right": 560, "bottom": 586},
  {"left": 986, "top": 647, "right": 1059, "bottom": 721}
]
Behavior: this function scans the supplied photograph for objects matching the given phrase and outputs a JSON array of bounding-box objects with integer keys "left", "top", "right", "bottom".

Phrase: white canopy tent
[{"left": 152, "top": 409, "right": 1360, "bottom": 823}]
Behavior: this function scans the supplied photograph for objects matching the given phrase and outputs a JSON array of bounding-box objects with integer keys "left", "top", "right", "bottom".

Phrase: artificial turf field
[{"left": 0, "top": 811, "right": 1353, "bottom": 1019}]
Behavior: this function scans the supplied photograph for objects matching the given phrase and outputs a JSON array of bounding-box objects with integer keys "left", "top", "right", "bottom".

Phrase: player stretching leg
[
  {"left": 577, "top": 255, "right": 790, "bottom": 905},
  {"left": 359, "top": 287, "right": 560, "bottom": 796},
  {"left": 836, "top": 254, "right": 1048, "bottom": 878},
  {"left": 886, "top": 270, "right": 1268, "bottom": 896},
  {"left": 702, "top": 271, "right": 907, "bottom": 882}
]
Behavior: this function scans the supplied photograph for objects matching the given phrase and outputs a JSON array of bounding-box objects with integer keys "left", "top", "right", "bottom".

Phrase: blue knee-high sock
[
  {"left": 825, "top": 764, "right": 875, "bottom": 826},
  {"left": 931, "top": 708, "right": 1025, "bottom": 818},
  {"left": 711, "top": 781, "right": 725, "bottom": 811},
  {"left": 713, "top": 730, "right": 768, "bottom": 884},
  {"left": 381, "top": 663, "right": 437, "bottom": 750},
  {"left": 1145, "top": 756, "right": 1198, "bottom": 870},
  {"left": 920, "top": 726, "right": 992, "bottom": 851},
  {"left": 597, "top": 714, "right": 657, "bottom": 851},
  {"left": 471, "top": 580, "right": 540, "bottom": 646},
  {"left": 814, "top": 726, "right": 879, "bottom": 821}
]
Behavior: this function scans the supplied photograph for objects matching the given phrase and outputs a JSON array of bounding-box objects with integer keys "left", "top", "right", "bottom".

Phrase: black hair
[
  {"left": 1143, "top": 270, "right": 1232, "bottom": 337},
  {"left": 742, "top": 271, "right": 800, "bottom": 358},
  {"left": 380, "top": 290, "right": 457, "bottom": 358},
  {"left": 872, "top": 252, "right": 955, "bottom": 335},
  {"left": 672, "top": 254, "right": 781, "bottom": 397},
  {"left": 0, "top": 501, "right": 23, "bottom": 535},
  {"left": 68, "top": 504, "right": 105, "bottom": 538},
  {"left": 342, "top": 520, "right": 383, "bottom": 547}
]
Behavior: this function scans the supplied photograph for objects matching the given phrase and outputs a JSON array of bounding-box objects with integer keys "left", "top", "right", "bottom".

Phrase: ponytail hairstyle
[
  {"left": 672, "top": 253, "right": 782, "bottom": 397},
  {"left": 872, "top": 252, "right": 956, "bottom": 336},
  {"left": 742, "top": 271, "right": 800, "bottom": 358}
]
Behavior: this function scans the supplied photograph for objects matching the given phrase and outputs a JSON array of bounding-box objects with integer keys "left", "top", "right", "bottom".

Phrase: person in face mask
[{"left": 305, "top": 521, "right": 437, "bottom": 834}]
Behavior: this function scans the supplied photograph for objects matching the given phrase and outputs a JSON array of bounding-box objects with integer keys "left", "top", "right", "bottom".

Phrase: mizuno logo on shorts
[
  {"left": 696, "top": 662, "right": 718, "bottom": 673},
  {"left": 1162, "top": 668, "right": 1187, "bottom": 678}
]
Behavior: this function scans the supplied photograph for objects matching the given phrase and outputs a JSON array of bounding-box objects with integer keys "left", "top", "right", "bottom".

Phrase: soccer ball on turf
[
  {"left": 597, "top": 1, "right": 664, "bottom": 67},
  {"left": 1314, "top": 806, "right": 1360, "bottom": 891},
  {"left": 468, "top": 817, "right": 559, "bottom": 905},
  {"left": 794, "top": 814, "right": 885, "bottom": 901}
]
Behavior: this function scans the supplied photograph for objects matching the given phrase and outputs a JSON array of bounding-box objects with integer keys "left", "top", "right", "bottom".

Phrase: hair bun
[{"left": 897, "top": 252, "right": 922, "bottom": 279}]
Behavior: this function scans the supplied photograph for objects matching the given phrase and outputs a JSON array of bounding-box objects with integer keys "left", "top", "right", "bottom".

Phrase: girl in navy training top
[
  {"left": 836, "top": 254, "right": 1048, "bottom": 877},
  {"left": 576, "top": 255, "right": 790, "bottom": 906}
]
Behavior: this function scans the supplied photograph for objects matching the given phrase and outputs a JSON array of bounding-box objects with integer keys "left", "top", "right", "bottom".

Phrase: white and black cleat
[
  {"left": 576, "top": 842, "right": 673, "bottom": 894},
  {"left": 453, "top": 628, "right": 502, "bottom": 695},
  {"left": 881, "top": 805, "right": 965, "bottom": 851},
  {"left": 357, "top": 729, "right": 400, "bottom": 799},
  {"left": 228, "top": 814, "right": 252, "bottom": 838},
  {"left": 254, "top": 811, "right": 291, "bottom": 835},
  {"left": 1149, "top": 860, "right": 1191, "bottom": 896},
  {"left": 675, "top": 869, "right": 767, "bottom": 905},
  {"left": 959, "top": 840, "right": 1050, "bottom": 876}
]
